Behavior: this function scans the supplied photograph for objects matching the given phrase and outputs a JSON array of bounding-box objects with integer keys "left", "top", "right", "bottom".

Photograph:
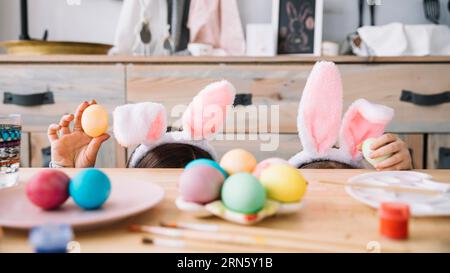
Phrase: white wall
[{"left": 0, "top": 0, "right": 449, "bottom": 45}]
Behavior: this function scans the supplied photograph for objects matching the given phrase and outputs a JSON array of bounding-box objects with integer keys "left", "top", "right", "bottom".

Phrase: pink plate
[{"left": 0, "top": 178, "right": 164, "bottom": 230}]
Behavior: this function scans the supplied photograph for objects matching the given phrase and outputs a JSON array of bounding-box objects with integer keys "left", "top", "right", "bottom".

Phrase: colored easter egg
[
  {"left": 81, "top": 104, "right": 109, "bottom": 138},
  {"left": 259, "top": 165, "right": 307, "bottom": 203},
  {"left": 69, "top": 169, "right": 111, "bottom": 210},
  {"left": 221, "top": 173, "right": 266, "bottom": 214},
  {"left": 362, "top": 138, "right": 392, "bottom": 167},
  {"left": 185, "top": 158, "right": 228, "bottom": 178},
  {"left": 179, "top": 165, "right": 224, "bottom": 204},
  {"left": 26, "top": 170, "right": 70, "bottom": 210},
  {"left": 252, "top": 157, "right": 290, "bottom": 179},
  {"left": 219, "top": 149, "right": 257, "bottom": 175}
]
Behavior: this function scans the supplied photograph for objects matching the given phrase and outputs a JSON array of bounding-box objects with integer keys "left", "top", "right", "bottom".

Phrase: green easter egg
[
  {"left": 362, "top": 138, "right": 392, "bottom": 167},
  {"left": 221, "top": 173, "right": 266, "bottom": 214}
]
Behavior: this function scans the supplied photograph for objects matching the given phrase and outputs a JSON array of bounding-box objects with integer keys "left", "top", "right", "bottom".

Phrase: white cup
[
  {"left": 321, "top": 41, "right": 340, "bottom": 56},
  {"left": 188, "top": 43, "right": 213, "bottom": 56}
]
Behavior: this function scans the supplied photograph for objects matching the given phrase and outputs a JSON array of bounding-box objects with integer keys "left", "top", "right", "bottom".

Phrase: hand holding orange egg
[{"left": 81, "top": 104, "right": 109, "bottom": 138}]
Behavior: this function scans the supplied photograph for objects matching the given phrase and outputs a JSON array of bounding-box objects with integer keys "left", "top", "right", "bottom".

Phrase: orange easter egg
[
  {"left": 219, "top": 149, "right": 257, "bottom": 175},
  {"left": 81, "top": 104, "right": 109, "bottom": 138}
]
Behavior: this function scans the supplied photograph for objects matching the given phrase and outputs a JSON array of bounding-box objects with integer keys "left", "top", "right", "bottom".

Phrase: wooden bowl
[{"left": 0, "top": 40, "right": 112, "bottom": 55}]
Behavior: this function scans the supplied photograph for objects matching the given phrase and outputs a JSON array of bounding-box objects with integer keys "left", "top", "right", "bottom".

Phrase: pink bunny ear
[
  {"left": 113, "top": 102, "right": 167, "bottom": 147},
  {"left": 182, "top": 80, "right": 236, "bottom": 139},
  {"left": 339, "top": 99, "right": 394, "bottom": 159},
  {"left": 298, "top": 61, "right": 343, "bottom": 155}
]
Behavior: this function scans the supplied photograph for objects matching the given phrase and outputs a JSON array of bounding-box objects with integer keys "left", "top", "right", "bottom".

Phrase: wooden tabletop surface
[{"left": 1, "top": 168, "right": 449, "bottom": 253}]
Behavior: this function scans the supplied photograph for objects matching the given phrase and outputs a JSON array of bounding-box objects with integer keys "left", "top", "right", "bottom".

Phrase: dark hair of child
[
  {"left": 299, "top": 160, "right": 355, "bottom": 169},
  {"left": 127, "top": 143, "right": 214, "bottom": 168}
]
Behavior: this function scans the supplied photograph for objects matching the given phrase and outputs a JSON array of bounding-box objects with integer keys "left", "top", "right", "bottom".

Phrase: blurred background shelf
[{"left": 0, "top": 55, "right": 450, "bottom": 64}]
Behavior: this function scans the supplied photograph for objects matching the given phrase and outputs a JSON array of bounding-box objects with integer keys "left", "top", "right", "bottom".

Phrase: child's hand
[
  {"left": 359, "top": 133, "right": 412, "bottom": 171},
  {"left": 47, "top": 100, "right": 110, "bottom": 168}
]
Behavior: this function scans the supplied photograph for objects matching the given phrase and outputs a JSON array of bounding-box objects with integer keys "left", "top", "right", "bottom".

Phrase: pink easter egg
[
  {"left": 26, "top": 170, "right": 70, "bottom": 210},
  {"left": 179, "top": 165, "right": 224, "bottom": 204},
  {"left": 252, "top": 157, "right": 290, "bottom": 179}
]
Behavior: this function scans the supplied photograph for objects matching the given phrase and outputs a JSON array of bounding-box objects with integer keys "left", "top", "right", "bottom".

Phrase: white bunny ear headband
[
  {"left": 113, "top": 80, "right": 236, "bottom": 167},
  {"left": 289, "top": 61, "right": 395, "bottom": 169}
]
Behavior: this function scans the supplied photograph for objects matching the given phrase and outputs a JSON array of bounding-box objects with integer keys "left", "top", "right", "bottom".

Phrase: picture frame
[{"left": 272, "top": 0, "right": 323, "bottom": 56}]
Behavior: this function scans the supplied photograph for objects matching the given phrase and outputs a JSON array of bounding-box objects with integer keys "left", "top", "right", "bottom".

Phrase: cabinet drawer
[
  {"left": 127, "top": 64, "right": 450, "bottom": 134},
  {"left": 0, "top": 65, "right": 126, "bottom": 132},
  {"left": 127, "top": 64, "right": 305, "bottom": 134},
  {"left": 340, "top": 65, "right": 450, "bottom": 133}
]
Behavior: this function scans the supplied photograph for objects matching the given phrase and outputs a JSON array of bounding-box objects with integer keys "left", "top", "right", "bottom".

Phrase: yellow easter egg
[
  {"left": 219, "top": 149, "right": 257, "bottom": 175},
  {"left": 259, "top": 165, "right": 307, "bottom": 203},
  {"left": 81, "top": 104, "right": 109, "bottom": 138}
]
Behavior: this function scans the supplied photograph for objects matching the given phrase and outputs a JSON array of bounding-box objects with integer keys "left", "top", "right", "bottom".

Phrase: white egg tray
[{"left": 175, "top": 197, "right": 303, "bottom": 225}]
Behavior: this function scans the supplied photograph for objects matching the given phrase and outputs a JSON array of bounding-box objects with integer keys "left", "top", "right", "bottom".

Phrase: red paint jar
[{"left": 379, "top": 202, "right": 410, "bottom": 240}]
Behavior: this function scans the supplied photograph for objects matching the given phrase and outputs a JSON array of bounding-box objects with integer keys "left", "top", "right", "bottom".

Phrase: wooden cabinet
[
  {"left": 127, "top": 63, "right": 450, "bottom": 134},
  {"left": 0, "top": 65, "right": 126, "bottom": 132},
  {"left": 0, "top": 64, "right": 126, "bottom": 168},
  {"left": 0, "top": 56, "right": 448, "bottom": 168}
]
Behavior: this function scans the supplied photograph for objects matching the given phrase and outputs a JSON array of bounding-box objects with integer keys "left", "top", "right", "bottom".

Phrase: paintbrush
[
  {"left": 159, "top": 221, "right": 370, "bottom": 250},
  {"left": 319, "top": 180, "right": 445, "bottom": 196},
  {"left": 143, "top": 237, "right": 194, "bottom": 249},
  {"left": 129, "top": 225, "right": 359, "bottom": 252}
]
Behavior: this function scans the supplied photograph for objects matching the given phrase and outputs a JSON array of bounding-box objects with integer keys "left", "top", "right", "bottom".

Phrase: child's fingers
[
  {"left": 73, "top": 101, "right": 90, "bottom": 131},
  {"left": 375, "top": 153, "right": 403, "bottom": 170},
  {"left": 370, "top": 140, "right": 402, "bottom": 159},
  {"left": 85, "top": 133, "right": 110, "bottom": 163},
  {"left": 370, "top": 133, "right": 397, "bottom": 150},
  {"left": 58, "top": 114, "right": 74, "bottom": 135},
  {"left": 47, "top": 123, "right": 60, "bottom": 142}
]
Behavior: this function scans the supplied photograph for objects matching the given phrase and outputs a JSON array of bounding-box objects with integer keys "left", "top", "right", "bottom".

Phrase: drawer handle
[
  {"left": 400, "top": 90, "right": 450, "bottom": 106},
  {"left": 438, "top": 147, "right": 450, "bottom": 169},
  {"left": 3, "top": 91, "right": 55, "bottom": 106},
  {"left": 233, "top": 93, "right": 252, "bottom": 106}
]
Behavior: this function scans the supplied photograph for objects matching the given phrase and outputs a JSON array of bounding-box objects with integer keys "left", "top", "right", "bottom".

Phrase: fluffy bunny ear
[
  {"left": 339, "top": 99, "right": 394, "bottom": 159},
  {"left": 298, "top": 61, "right": 343, "bottom": 155},
  {"left": 182, "top": 80, "right": 236, "bottom": 140},
  {"left": 113, "top": 102, "right": 167, "bottom": 147}
]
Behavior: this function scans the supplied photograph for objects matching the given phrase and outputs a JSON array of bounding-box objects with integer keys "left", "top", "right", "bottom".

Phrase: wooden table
[{"left": 1, "top": 168, "right": 449, "bottom": 253}]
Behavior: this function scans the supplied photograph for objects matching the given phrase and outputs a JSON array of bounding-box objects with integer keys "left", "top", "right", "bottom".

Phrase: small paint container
[
  {"left": 379, "top": 202, "right": 410, "bottom": 240},
  {"left": 29, "top": 224, "right": 74, "bottom": 253}
]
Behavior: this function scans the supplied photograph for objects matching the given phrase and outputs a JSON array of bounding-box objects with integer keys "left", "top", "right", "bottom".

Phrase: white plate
[
  {"left": 0, "top": 178, "right": 165, "bottom": 229},
  {"left": 346, "top": 171, "right": 450, "bottom": 217}
]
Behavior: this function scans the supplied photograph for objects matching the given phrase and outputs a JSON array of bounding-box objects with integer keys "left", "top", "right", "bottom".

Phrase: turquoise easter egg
[
  {"left": 69, "top": 169, "right": 111, "bottom": 210},
  {"left": 221, "top": 173, "right": 266, "bottom": 214},
  {"left": 185, "top": 158, "right": 228, "bottom": 178}
]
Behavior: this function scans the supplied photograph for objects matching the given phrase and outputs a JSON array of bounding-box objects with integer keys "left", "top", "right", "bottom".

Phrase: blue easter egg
[
  {"left": 185, "top": 158, "right": 228, "bottom": 178},
  {"left": 69, "top": 169, "right": 111, "bottom": 210}
]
